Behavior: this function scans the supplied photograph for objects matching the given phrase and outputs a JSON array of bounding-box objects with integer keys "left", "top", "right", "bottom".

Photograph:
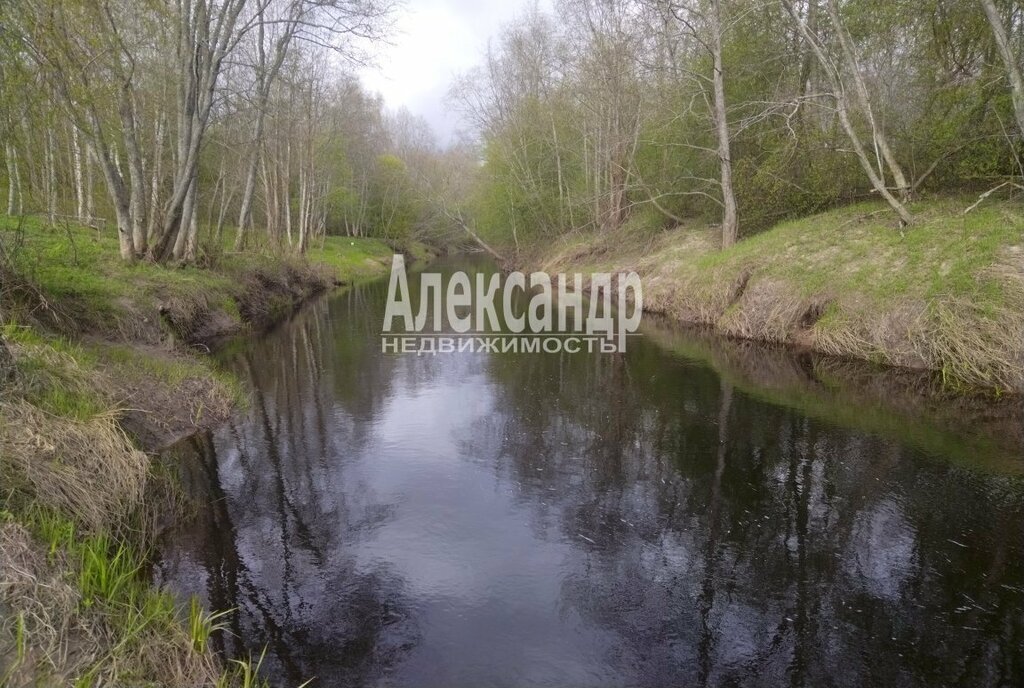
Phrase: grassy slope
[
  {"left": 307, "top": 234, "right": 396, "bottom": 282},
  {"left": 0, "top": 216, "right": 396, "bottom": 686},
  {"left": 531, "top": 198, "right": 1024, "bottom": 393},
  {"left": 1, "top": 215, "right": 395, "bottom": 339}
]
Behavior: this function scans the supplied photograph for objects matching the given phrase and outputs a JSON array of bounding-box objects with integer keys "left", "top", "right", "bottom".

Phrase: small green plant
[
  {"left": 189, "top": 596, "right": 234, "bottom": 653},
  {"left": 72, "top": 666, "right": 100, "bottom": 688},
  {"left": 228, "top": 648, "right": 268, "bottom": 688},
  {"left": 26, "top": 505, "right": 76, "bottom": 561},
  {"left": 78, "top": 535, "right": 141, "bottom": 609},
  {"left": 0, "top": 611, "right": 28, "bottom": 685}
]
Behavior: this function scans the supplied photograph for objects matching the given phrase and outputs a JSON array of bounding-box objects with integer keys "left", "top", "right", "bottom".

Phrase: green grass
[
  {"left": 307, "top": 235, "right": 395, "bottom": 282},
  {"left": 532, "top": 195, "right": 1024, "bottom": 392},
  {"left": 1, "top": 215, "right": 397, "bottom": 337},
  {"left": 690, "top": 198, "right": 1023, "bottom": 308},
  {"left": 97, "top": 342, "right": 245, "bottom": 408},
  {"left": 2, "top": 505, "right": 269, "bottom": 686},
  {"left": 0, "top": 215, "right": 363, "bottom": 686},
  {"left": 1, "top": 323, "right": 107, "bottom": 420},
  {"left": 1, "top": 215, "right": 234, "bottom": 335}
]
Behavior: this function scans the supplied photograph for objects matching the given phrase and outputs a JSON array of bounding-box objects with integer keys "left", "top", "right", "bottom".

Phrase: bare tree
[
  {"left": 151, "top": 0, "right": 253, "bottom": 262},
  {"left": 980, "top": 0, "right": 1024, "bottom": 138},
  {"left": 233, "top": 0, "right": 394, "bottom": 251},
  {"left": 824, "top": 0, "right": 909, "bottom": 201},
  {"left": 651, "top": 0, "right": 741, "bottom": 246},
  {"left": 709, "top": 0, "right": 738, "bottom": 246},
  {"left": 5, "top": 141, "right": 21, "bottom": 216},
  {"left": 781, "top": 0, "right": 913, "bottom": 225}
]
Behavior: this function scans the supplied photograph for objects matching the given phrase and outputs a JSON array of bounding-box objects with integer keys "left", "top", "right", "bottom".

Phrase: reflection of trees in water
[
  {"left": 157, "top": 288, "right": 419, "bottom": 686},
  {"left": 157, "top": 265, "right": 1024, "bottom": 687},
  {"left": 477, "top": 337, "right": 1024, "bottom": 687}
]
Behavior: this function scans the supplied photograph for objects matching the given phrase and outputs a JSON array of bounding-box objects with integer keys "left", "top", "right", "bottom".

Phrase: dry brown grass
[
  {"left": 923, "top": 264, "right": 1024, "bottom": 389},
  {"left": 0, "top": 522, "right": 223, "bottom": 687},
  {"left": 717, "top": 279, "right": 807, "bottom": 341},
  {"left": 0, "top": 521, "right": 95, "bottom": 687},
  {"left": 1, "top": 218, "right": 358, "bottom": 687},
  {"left": 0, "top": 401, "right": 148, "bottom": 532},
  {"left": 524, "top": 199, "right": 1024, "bottom": 393}
]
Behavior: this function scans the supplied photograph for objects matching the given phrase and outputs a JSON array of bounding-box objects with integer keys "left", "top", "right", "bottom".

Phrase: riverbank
[
  {"left": 519, "top": 197, "right": 1024, "bottom": 394},
  {"left": 642, "top": 315, "right": 1024, "bottom": 473},
  {"left": 0, "top": 215, "right": 403, "bottom": 685}
]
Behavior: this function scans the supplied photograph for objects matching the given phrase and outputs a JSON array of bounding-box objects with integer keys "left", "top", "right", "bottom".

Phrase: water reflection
[{"left": 157, "top": 256, "right": 1024, "bottom": 687}]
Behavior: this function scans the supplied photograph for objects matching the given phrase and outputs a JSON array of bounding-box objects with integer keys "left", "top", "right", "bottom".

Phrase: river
[{"left": 155, "top": 255, "right": 1024, "bottom": 687}]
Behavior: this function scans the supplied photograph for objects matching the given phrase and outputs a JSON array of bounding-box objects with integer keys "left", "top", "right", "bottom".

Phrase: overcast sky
[{"left": 357, "top": 0, "right": 549, "bottom": 146}]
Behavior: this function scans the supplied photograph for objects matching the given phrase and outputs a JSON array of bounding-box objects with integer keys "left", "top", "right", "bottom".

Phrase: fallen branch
[
  {"left": 963, "top": 181, "right": 1024, "bottom": 215},
  {"left": 441, "top": 208, "right": 505, "bottom": 261}
]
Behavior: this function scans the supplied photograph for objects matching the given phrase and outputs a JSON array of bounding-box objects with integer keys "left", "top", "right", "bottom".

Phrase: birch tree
[
  {"left": 5, "top": 0, "right": 256, "bottom": 260},
  {"left": 151, "top": 0, "right": 253, "bottom": 262},
  {"left": 660, "top": 0, "right": 740, "bottom": 246},
  {"left": 781, "top": 0, "right": 914, "bottom": 225},
  {"left": 232, "top": 0, "right": 393, "bottom": 251},
  {"left": 823, "top": 0, "right": 909, "bottom": 201},
  {"left": 980, "top": 0, "right": 1024, "bottom": 138}
]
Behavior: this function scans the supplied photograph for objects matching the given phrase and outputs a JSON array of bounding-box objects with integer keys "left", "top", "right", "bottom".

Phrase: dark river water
[{"left": 156, "top": 256, "right": 1024, "bottom": 688}]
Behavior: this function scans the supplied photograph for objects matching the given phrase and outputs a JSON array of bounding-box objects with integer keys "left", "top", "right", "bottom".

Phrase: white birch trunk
[
  {"left": 711, "top": 0, "right": 738, "bottom": 247},
  {"left": 72, "top": 126, "right": 84, "bottom": 221},
  {"left": 5, "top": 143, "right": 20, "bottom": 216},
  {"left": 981, "top": 0, "right": 1024, "bottom": 138},
  {"left": 782, "top": 0, "right": 913, "bottom": 225},
  {"left": 825, "top": 0, "right": 909, "bottom": 199}
]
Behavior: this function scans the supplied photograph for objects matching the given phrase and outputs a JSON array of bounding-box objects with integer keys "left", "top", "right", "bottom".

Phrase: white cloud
[{"left": 358, "top": 0, "right": 548, "bottom": 145}]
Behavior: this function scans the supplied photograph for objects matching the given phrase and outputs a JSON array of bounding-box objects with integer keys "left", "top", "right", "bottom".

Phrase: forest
[
  {"left": 0, "top": 0, "right": 1022, "bottom": 257},
  {"left": 456, "top": 0, "right": 1023, "bottom": 247},
  {"left": 0, "top": 0, "right": 457, "bottom": 262}
]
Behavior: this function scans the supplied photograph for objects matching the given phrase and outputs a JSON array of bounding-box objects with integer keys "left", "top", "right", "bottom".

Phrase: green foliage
[
  {"left": 465, "top": 0, "right": 1024, "bottom": 250},
  {"left": 2, "top": 323, "right": 106, "bottom": 420},
  {"left": 363, "top": 154, "right": 422, "bottom": 243},
  {"left": 77, "top": 534, "right": 141, "bottom": 610},
  {"left": 539, "top": 196, "right": 1024, "bottom": 391},
  {"left": 189, "top": 596, "right": 233, "bottom": 654}
]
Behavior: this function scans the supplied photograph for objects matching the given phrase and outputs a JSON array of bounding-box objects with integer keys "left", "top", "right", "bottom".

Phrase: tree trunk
[
  {"left": 85, "top": 144, "right": 94, "bottom": 221},
  {"left": 981, "top": 0, "right": 1024, "bottom": 138},
  {"left": 235, "top": 9, "right": 298, "bottom": 251},
  {"left": 215, "top": 179, "right": 233, "bottom": 244},
  {"left": 147, "top": 114, "right": 165, "bottom": 245},
  {"left": 283, "top": 158, "right": 293, "bottom": 247},
  {"left": 96, "top": 149, "right": 136, "bottom": 260},
  {"left": 5, "top": 143, "right": 20, "bottom": 216},
  {"left": 297, "top": 167, "right": 307, "bottom": 252},
  {"left": 835, "top": 92, "right": 914, "bottom": 225},
  {"left": 153, "top": 0, "right": 248, "bottom": 262},
  {"left": 44, "top": 129, "right": 56, "bottom": 225},
  {"left": 782, "top": 0, "right": 913, "bottom": 225},
  {"left": 825, "top": 0, "right": 909, "bottom": 200},
  {"left": 711, "top": 0, "right": 738, "bottom": 247},
  {"left": 234, "top": 146, "right": 261, "bottom": 250},
  {"left": 121, "top": 94, "right": 148, "bottom": 257},
  {"left": 184, "top": 200, "right": 200, "bottom": 261},
  {"left": 173, "top": 175, "right": 198, "bottom": 260},
  {"left": 72, "top": 126, "right": 84, "bottom": 221}
]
